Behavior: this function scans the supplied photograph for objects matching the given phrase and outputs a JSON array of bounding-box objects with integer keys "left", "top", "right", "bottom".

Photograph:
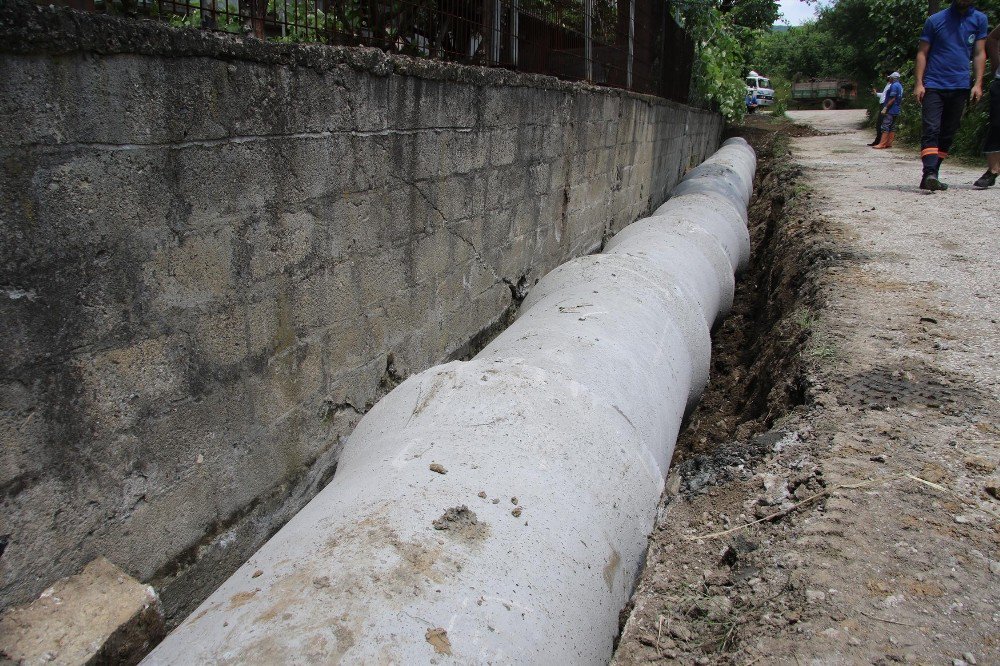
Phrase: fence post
[
  {"left": 510, "top": 0, "right": 519, "bottom": 68},
  {"left": 490, "top": 0, "right": 502, "bottom": 64},
  {"left": 584, "top": 0, "right": 593, "bottom": 81},
  {"left": 627, "top": 0, "right": 634, "bottom": 89}
]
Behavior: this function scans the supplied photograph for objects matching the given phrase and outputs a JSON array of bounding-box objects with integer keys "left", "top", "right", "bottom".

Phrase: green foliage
[
  {"left": 723, "top": 0, "right": 781, "bottom": 33},
  {"left": 755, "top": 21, "right": 859, "bottom": 81},
  {"left": 165, "top": 0, "right": 242, "bottom": 32},
  {"left": 676, "top": 0, "right": 768, "bottom": 122}
]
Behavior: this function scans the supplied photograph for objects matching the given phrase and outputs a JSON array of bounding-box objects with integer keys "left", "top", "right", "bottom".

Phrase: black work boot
[
  {"left": 974, "top": 170, "right": 998, "bottom": 188},
  {"left": 923, "top": 172, "right": 949, "bottom": 191}
]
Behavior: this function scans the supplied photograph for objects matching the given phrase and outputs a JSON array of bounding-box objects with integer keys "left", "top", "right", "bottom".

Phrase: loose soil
[{"left": 614, "top": 110, "right": 999, "bottom": 666}]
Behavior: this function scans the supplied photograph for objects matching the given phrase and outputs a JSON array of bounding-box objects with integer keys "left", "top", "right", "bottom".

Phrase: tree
[{"left": 720, "top": 0, "right": 781, "bottom": 32}]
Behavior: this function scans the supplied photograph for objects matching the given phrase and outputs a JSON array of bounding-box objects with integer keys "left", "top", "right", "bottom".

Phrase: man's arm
[
  {"left": 971, "top": 38, "right": 986, "bottom": 102},
  {"left": 988, "top": 25, "right": 1000, "bottom": 79},
  {"left": 915, "top": 40, "right": 930, "bottom": 103}
]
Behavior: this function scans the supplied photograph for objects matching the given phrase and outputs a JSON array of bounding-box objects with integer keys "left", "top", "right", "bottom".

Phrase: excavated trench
[
  {"left": 614, "top": 118, "right": 830, "bottom": 657},
  {"left": 673, "top": 122, "right": 824, "bottom": 472}
]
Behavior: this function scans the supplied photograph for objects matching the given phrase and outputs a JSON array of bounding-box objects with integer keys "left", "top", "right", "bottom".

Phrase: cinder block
[{"left": 0, "top": 558, "right": 164, "bottom": 665}]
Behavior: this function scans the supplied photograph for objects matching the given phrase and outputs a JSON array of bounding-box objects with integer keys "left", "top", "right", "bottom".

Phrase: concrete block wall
[{"left": 0, "top": 0, "right": 722, "bottom": 623}]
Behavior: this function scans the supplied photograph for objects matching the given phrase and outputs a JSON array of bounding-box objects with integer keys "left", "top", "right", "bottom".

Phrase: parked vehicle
[
  {"left": 745, "top": 71, "right": 775, "bottom": 107},
  {"left": 791, "top": 79, "right": 858, "bottom": 109}
]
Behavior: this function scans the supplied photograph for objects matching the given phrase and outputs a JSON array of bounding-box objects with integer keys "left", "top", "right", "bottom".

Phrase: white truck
[{"left": 746, "top": 71, "right": 775, "bottom": 107}]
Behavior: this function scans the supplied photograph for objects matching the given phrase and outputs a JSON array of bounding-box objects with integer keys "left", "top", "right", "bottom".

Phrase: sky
[{"left": 777, "top": 0, "right": 818, "bottom": 25}]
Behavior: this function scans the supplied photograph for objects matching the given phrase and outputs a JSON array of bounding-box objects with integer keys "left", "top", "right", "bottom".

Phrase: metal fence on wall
[{"left": 51, "top": 0, "right": 693, "bottom": 101}]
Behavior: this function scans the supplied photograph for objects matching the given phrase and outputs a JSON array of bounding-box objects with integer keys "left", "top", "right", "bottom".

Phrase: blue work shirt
[
  {"left": 884, "top": 81, "right": 904, "bottom": 115},
  {"left": 919, "top": 3, "right": 988, "bottom": 89}
]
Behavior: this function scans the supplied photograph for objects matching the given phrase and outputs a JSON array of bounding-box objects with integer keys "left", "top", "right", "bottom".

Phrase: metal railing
[{"left": 51, "top": 0, "right": 693, "bottom": 101}]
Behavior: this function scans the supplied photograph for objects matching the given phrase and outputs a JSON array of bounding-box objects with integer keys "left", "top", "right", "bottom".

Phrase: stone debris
[
  {"left": 0, "top": 558, "right": 164, "bottom": 665},
  {"left": 425, "top": 627, "right": 452, "bottom": 655},
  {"left": 429, "top": 463, "right": 447, "bottom": 474},
  {"left": 432, "top": 505, "right": 478, "bottom": 531}
]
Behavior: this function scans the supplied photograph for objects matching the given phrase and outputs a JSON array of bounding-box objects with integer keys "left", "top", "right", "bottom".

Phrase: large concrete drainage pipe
[{"left": 144, "top": 138, "right": 756, "bottom": 664}]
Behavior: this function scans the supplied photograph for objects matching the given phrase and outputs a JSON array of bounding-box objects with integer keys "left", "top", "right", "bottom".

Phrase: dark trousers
[
  {"left": 872, "top": 105, "right": 885, "bottom": 143},
  {"left": 985, "top": 78, "right": 1000, "bottom": 154},
  {"left": 921, "top": 88, "right": 967, "bottom": 174}
]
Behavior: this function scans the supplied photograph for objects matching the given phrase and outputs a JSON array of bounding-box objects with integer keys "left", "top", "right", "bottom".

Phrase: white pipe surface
[{"left": 144, "top": 137, "right": 756, "bottom": 665}]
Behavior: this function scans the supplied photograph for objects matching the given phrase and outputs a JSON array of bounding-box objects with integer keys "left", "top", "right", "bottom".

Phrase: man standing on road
[
  {"left": 873, "top": 72, "right": 904, "bottom": 149},
  {"left": 869, "top": 73, "right": 893, "bottom": 146},
  {"left": 914, "top": 0, "right": 988, "bottom": 191},
  {"left": 974, "top": 25, "right": 1000, "bottom": 188}
]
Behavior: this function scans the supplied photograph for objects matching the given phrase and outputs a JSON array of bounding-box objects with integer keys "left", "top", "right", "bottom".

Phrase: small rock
[
  {"left": 963, "top": 653, "right": 977, "bottom": 665},
  {"left": 953, "top": 515, "right": 969, "bottom": 524},
  {"left": 984, "top": 483, "right": 999, "bottom": 500},
  {"left": 511, "top": 507, "right": 522, "bottom": 518},
  {"left": 952, "top": 660, "right": 968, "bottom": 666},
  {"left": 881, "top": 594, "right": 905, "bottom": 608},
  {"left": 754, "top": 504, "right": 776, "bottom": 520},
  {"left": 477, "top": 491, "right": 487, "bottom": 499},
  {"left": 792, "top": 484, "right": 811, "bottom": 500},
  {"left": 695, "top": 657, "right": 710, "bottom": 666},
  {"left": 805, "top": 589, "right": 826, "bottom": 604},
  {"left": 510, "top": 496, "right": 518, "bottom": 504},
  {"left": 848, "top": 637, "right": 862, "bottom": 646},
  {"left": 703, "top": 569, "right": 731, "bottom": 586},
  {"left": 429, "top": 463, "right": 447, "bottom": 474},
  {"left": 433, "top": 505, "right": 478, "bottom": 531},
  {"left": 988, "top": 560, "right": 1000, "bottom": 576},
  {"left": 964, "top": 456, "right": 996, "bottom": 473},
  {"left": 669, "top": 624, "right": 691, "bottom": 641},
  {"left": 759, "top": 473, "right": 790, "bottom": 506},
  {"left": 251, "top": 569, "right": 263, "bottom": 578},
  {"left": 870, "top": 454, "right": 887, "bottom": 463},
  {"left": 491, "top": 498, "right": 500, "bottom": 504},
  {"left": 312, "top": 576, "right": 331, "bottom": 589}
]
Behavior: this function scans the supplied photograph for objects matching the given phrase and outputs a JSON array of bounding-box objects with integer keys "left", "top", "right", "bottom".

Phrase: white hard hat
[{"left": 890, "top": 71, "right": 901, "bottom": 79}]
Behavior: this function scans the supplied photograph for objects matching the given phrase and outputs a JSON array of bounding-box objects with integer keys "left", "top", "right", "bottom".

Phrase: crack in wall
[{"left": 389, "top": 173, "right": 508, "bottom": 291}]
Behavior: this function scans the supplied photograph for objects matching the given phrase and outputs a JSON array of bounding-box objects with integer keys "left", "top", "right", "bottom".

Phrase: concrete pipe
[{"left": 143, "top": 137, "right": 756, "bottom": 665}]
